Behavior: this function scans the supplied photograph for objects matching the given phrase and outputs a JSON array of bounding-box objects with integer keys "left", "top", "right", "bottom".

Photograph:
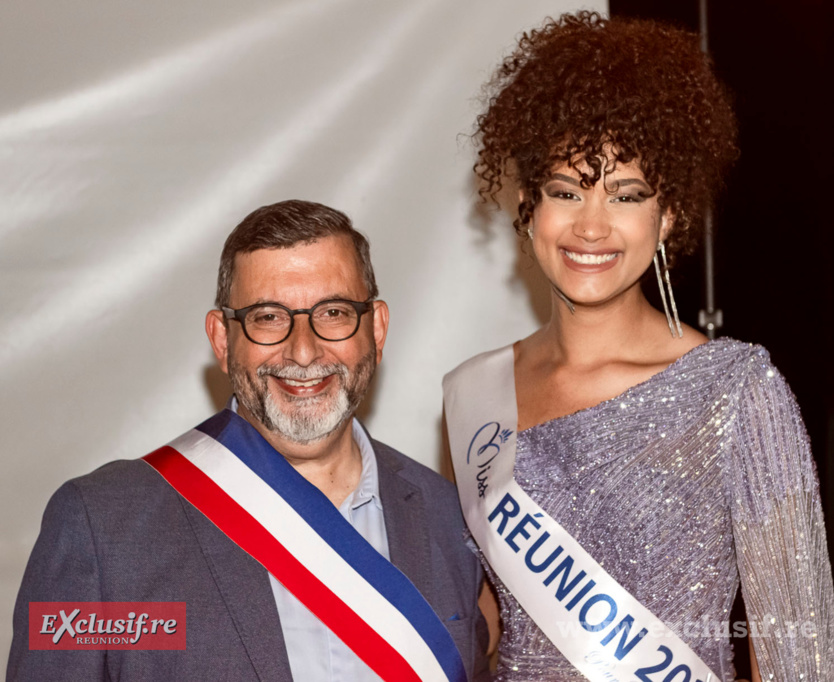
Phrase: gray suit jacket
[{"left": 8, "top": 434, "right": 490, "bottom": 681}]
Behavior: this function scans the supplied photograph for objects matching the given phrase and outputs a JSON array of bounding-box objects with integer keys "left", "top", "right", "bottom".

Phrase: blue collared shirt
[{"left": 230, "top": 399, "right": 388, "bottom": 681}]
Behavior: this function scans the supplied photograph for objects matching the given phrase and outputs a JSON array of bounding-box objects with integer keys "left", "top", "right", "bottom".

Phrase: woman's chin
[
  {"left": 551, "top": 276, "right": 647, "bottom": 310},
  {"left": 552, "top": 287, "right": 619, "bottom": 309}
]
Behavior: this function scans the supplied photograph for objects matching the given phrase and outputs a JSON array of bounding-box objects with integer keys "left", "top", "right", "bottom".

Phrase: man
[{"left": 9, "top": 200, "right": 489, "bottom": 681}]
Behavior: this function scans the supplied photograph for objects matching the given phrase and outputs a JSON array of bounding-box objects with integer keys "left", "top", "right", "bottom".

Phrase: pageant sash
[
  {"left": 444, "top": 346, "right": 719, "bottom": 682},
  {"left": 143, "top": 410, "right": 465, "bottom": 682}
]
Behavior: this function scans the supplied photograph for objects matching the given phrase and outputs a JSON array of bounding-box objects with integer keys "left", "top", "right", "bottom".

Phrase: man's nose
[
  {"left": 282, "top": 314, "right": 324, "bottom": 366},
  {"left": 572, "top": 201, "right": 612, "bottom": 241}
]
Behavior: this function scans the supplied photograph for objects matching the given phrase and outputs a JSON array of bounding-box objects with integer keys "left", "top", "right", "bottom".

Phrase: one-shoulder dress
[{"left": 474, "top": 339, "right": 834, "bottom": 681}]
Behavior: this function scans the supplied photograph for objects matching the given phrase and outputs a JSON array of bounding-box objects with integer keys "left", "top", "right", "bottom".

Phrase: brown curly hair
[{"left": 474, "top": 11, "right": 738, "bottom": 260}]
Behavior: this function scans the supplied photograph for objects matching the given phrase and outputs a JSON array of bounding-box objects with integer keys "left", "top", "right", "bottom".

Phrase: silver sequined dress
[{"left": 480, "top": 339, "right": 834, "bottom": 681}]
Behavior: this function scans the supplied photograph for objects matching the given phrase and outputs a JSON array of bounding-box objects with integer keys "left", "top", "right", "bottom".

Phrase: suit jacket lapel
[
  {"left": 181, "top": 498, "right": 294, "bottom": 682},
  {"left": 375, "top": 444, "right": 436, "bottom": 609}
]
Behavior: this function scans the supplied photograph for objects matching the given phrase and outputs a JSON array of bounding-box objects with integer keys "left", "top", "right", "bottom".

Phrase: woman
[{"left": 443, "top": 11, "right": 833, "bottom": 682}]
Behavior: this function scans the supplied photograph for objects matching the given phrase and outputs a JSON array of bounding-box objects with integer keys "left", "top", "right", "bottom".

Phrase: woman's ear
[{"left": 660, "top": 209, "right": 675, "bottom": 242}]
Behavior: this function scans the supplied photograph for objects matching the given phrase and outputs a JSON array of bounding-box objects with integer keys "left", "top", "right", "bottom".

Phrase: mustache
[{"left": 256, "top": 363, "right": 348, "bottom": 381}]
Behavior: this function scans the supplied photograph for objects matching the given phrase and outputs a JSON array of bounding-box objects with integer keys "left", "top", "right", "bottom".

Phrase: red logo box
[{"left": 29, "top": 602, "right": 186, "bottom": 650}]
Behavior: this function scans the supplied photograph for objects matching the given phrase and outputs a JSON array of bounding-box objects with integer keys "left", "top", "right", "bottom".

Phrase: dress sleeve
[{"left": 727, "top": 350, "right": 834, "bottom": 679}]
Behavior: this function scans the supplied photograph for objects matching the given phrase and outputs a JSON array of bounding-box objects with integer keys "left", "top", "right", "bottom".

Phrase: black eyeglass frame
[{"left": 221, "top": 298, "right": 374, "bottom": 346}]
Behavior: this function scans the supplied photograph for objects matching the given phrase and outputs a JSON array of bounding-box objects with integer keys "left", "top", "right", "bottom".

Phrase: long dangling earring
[
  {"left": 653, "top": 241, "right": 683, "bottom": 338},
  {"left": 527, "top": 226, "right": 533, "bottom": 239}
]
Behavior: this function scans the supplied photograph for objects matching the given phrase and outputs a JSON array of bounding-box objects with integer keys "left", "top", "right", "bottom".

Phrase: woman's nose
[{"left": 572, "top": 201, "right": 612, "bottom": 241}]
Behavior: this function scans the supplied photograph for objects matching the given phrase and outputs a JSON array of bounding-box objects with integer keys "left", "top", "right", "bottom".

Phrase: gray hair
[{"left": 215, "top": 200, "right": 378, "bottom": 308}]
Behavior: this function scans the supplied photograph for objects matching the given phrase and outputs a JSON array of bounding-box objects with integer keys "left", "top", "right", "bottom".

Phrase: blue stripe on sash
[{"left": 195, "top": 409, "right": 466, "bottom": 682}]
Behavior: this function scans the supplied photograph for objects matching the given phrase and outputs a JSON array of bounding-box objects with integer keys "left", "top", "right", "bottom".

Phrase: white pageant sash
[{"left": 443, "top": 345, "right": 719, "bottom": 682}]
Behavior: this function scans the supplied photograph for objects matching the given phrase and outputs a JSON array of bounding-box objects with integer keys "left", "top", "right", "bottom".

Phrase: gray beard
[{"left": 229, "top": 349, "right": 376, "bottom": 445}]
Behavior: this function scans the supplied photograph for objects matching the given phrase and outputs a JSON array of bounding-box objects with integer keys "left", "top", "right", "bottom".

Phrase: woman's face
[{"left": 528, "top": 158, "right": 671, "bottom": 309}]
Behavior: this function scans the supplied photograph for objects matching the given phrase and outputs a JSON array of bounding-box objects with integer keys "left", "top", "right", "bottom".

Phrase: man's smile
[{"left": 270, "top": 373, "right": 335, "bottom": 397}]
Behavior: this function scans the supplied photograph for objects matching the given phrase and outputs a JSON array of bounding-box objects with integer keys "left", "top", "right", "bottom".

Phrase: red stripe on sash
[{"left": 144, "top": 446, "right": 421, "bottom": 682}]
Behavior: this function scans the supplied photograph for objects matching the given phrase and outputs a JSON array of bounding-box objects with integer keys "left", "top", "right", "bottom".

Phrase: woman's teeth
[
  {"left": 564, "top": 250, "right": 618, "bottom": 265},
  {"left": 282, "top": 377, "right": 325, "bottom": 387}
]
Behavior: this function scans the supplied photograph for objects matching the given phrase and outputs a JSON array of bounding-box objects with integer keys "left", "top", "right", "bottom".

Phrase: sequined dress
[{"left": 478, "top": 339, "right": 834, "bottom": 681}]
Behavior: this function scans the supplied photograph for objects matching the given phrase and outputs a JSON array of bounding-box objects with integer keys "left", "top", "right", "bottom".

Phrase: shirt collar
[
  {"left": 345, "top": 418, "right": 382, "bottom": 512},
  {"left": 226, "top": 396, "right": 382, "bottom": 512}
]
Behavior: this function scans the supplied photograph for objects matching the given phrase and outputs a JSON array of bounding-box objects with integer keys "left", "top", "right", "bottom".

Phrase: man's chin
[
  {"left": 260, "top": 394, "right": 351, "bottom": 444},
  {"left": 265, "top": 415, "right": 349, "bottom": 446},
  {"left": 275, "top": 393, "right": 329, "bottom": 407}
]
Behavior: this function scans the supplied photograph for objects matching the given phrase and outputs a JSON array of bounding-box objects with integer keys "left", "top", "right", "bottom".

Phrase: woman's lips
[{"left": 561, "top": 248, "right": 620, "bottom": 273}]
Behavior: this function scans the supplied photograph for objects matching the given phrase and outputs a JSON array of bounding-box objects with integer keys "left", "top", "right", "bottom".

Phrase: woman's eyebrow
[
  {"left": 610, "top": 178, "right": 651, "bottom": 188},
  {"left": 548, "top": 173, "right": 582, "bottom": 187}
]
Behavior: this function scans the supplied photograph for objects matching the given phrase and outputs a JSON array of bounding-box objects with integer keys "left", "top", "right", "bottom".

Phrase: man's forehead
[
  {"left": 233, "top": 235, "right": 360, "bottom": 272},
  {"left": 230, "top": 235, "right": 366, "bottom": 300}
]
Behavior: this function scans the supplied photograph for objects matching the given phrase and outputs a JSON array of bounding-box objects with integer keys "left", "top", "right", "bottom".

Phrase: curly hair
[{"left": 474, "top": 11, "right": 738, "bottom": 260}]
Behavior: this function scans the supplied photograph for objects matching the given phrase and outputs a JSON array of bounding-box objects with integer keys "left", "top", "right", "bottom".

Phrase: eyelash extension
[
  {"left": 611, "top": 191, "right": 650, "bottom": 203},
  {"left": 545, "top": 187, "right": 578, "bottom": 199}
]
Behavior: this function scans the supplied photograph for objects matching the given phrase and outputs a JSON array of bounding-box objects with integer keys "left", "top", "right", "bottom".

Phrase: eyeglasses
[{"left": 222, "top": 298, "right": 374, "bottom": 346}]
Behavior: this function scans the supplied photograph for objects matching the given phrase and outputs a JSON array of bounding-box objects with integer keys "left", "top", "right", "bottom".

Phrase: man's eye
[
  {"left": 250, "top": 310, "right": 287, "bottom": 326},
  {"left": 323, "top": 306, "right": 354, "bottom": 319},
  {"left": 313, "top": 304, "right": 356, "bottom": 325}
]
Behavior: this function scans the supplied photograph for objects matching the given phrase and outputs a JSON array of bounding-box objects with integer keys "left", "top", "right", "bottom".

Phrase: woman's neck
[{"left": 537, "top": 285, "right": 673, "bottom": 368}]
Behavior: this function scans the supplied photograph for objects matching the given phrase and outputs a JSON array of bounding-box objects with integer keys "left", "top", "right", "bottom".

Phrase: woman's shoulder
[
  {"left": 675, "top": 336, "right": 774, "bottom": 375},
  {"left": 658, "top": 337, "right": 792, "bottom": 411}
]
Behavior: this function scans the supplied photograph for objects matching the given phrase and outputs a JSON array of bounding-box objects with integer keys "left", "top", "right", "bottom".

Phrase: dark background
[{"left": 610, "top": 0, "right": 833, "bottom": 675}]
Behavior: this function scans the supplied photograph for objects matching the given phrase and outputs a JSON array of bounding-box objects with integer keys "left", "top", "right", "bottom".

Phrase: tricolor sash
[
  {"left": 443, "top": 346, "right": 719, "bottom": 682},
  {"left": 143, "top": 410, "right": 466, "bottom": 682}
]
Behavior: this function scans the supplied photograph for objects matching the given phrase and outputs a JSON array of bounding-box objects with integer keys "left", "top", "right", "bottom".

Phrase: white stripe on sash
[
  {"left": 159, "top": 427, "right": 456, "bottom": 682},
  {"left": 444, "top": 345, "right": 719, "bottom": 682}
]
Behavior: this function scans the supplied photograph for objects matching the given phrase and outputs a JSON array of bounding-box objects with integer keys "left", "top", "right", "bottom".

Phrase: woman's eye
[
  {"left": 546, "top": 189, "right": 579, "bottom": 200},
  {"left": 612, "top": 193, "right": 644, "bottom": 203}
]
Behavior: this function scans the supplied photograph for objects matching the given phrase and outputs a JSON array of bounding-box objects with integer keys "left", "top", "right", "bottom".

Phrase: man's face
[{"left": 207, "top": 235, "right": 388, "bottom": 447}]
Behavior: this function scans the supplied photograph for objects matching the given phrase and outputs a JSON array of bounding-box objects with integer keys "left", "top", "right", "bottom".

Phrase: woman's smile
[
  {"left": 562, "top": 250, "right": 619, "bottom": 265},
  {"left": 561, "top": 249, "right": 621, "bottom": 270},
  {"left": 529, "top": 159, "right": 668, "bottom": 307}
]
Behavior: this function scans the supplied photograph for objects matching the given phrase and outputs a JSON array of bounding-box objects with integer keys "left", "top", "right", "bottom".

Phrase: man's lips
[{"left": 269, "top": 374, "right": 335, "bottom": 397}]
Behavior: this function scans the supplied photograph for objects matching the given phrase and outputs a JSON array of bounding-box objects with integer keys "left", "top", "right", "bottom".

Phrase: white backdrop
[{"left": 0, "top": 0, "right": 606, "bottom": 666}]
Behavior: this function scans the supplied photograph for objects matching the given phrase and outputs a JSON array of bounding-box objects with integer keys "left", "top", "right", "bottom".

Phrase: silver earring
[
  {"left": 653, "top": 241, "right": 683, "bottom": 338},
  {"left": 527, "top": 226, "right": 533, "bottom": 239},
  {"left": 551, "top": 284, "right": 576, "bottom": 314}
]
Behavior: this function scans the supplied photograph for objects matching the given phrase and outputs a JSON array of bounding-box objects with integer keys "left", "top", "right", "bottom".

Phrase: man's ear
[
  {"left": 660, "top": 209, "right": 675, "bottom": 242},
  {"left": 206, "top": 310, "right": 230, "bottom": 374},
  {"left": 371, "top": 300, "right": 390, "bottom": 365}
]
